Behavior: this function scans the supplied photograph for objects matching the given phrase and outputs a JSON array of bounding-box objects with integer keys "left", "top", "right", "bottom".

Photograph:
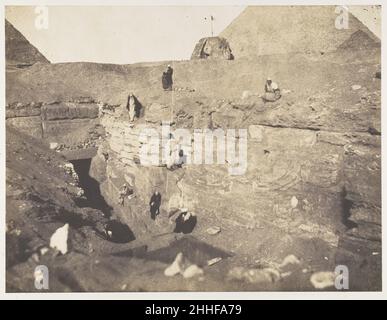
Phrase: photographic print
[{"left": 4, "top": 3, "right": 381, "bottom": 293}]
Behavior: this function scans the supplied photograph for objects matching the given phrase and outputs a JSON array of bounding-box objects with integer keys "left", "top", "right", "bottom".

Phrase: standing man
[
  {"left": 149, "top": 191, "right": 162, "bottom": 220},
  {"left": 126, "top": 93, "right": 137, "bottom": 122},
  {"left": 162, "top": 64, "right": 173, "bottom": 91}
]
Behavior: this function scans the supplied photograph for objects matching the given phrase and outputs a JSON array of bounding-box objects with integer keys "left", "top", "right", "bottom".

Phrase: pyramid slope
[
  {"left": 338, "top": 29, "right": 380, "bottom": 50},
  {"left": 5, "top": 19, "right": 49, "bottom": 66},
  {"left": 220, "top": 6, "right": 380, "bottom": 58}
]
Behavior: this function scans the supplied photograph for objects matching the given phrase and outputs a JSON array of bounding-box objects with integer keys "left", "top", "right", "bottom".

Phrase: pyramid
[
  {"left": 220, "top": 6, "right": 380, "bottom": 58},
  {"left": 5, "top": 19, "right": 49, "bottom": 66},
  {"left": 338, "top": 29, "right": 380, "bottom": 50}
]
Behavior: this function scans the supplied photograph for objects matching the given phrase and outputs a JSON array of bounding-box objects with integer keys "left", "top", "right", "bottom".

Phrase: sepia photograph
[{"left": 3, "top": 2, "right": 382, "bottom": 294}]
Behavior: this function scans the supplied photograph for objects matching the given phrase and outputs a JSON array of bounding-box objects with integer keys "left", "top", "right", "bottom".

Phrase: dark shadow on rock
[
  {"left": 340, "top": 187, "right": 358, "bottom": 229},
  {"left": 144, "top": 236, "right": 232, "bottom": 267},
  {"left": 111, "top": 245, "right": 148, "bottom": 258},
  {"left": 6, "top": 233, "right": 30, "bottom": 268},
  {"left": 54, "top": 266, "right": 85, "bottom": 292},
  {"left": 104, "top": 220, "right": 135, "bottom": 243},
  {"left": 71, "top": 158, "right": 113, "bottom": 217},
  {"left": 336, "top": 188, "right": 381, "bottom": 290}
]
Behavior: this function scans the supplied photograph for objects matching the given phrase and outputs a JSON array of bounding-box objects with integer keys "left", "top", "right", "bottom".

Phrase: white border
[{"left": 0, "top": 0, "right": 385, "bottom": 300}]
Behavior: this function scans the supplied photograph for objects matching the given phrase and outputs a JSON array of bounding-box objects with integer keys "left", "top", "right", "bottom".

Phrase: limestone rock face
[
  {"left": 191, "top": 37, "right": 234, "bottom": 60},
  {"left": 6, "top": 100, "right": 101, "bottom": 155}
]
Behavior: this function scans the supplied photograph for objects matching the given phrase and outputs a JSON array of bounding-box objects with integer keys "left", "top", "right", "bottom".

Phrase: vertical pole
[{"left": 211, "top": 15, "right": 214, "bottom": 36}]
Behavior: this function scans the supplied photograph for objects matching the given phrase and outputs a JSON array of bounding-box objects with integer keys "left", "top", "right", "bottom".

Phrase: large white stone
[
  {"left": 206, "top": 226, "right": 221, "bottom": 235},
  {"left": 290, "top": 196, "right": 299, "bottom": 208},
  {"left": 183, "top": 265, "right": 204, "bottom": 279},
  {"left": 49, "top": 223, "right": 69, "bottom": 254},
  {"left": 280, "top": 254, "right": 301, "bottom": 268},
  {"left": 310, "top": 271, "right": 335, "bottom": 289},
  {"left": 49, "top": 142, "right": 59, "bottom": 150},
  {"left": 164, "top": 252, "right": 184, "bottom": 277}
]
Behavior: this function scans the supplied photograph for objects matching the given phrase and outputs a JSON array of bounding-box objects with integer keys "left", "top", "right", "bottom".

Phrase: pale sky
[
  {"left": 5, "top": 6, "right": 245, "bottom": 64},
  {"left": 5, "top": 5, "right": 380, "bottom": 64}
]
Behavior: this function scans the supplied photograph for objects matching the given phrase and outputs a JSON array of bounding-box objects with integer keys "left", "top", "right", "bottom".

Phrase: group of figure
[
  {"left": 117, "top": 186, "right": 195, "bottom": 234},
  {"left": 118, "top": 185, "right": 161, "bottom": 220},
  {"left": 118, "top": 183, "right": 134, "bottom": 206},
  {"left": 149, "top": 192, "right": 197, "bottom": 234},
  {"left": 111, "top": 70, "right": 282, "bottom": 241},
  {"left": 126, "top": 65, "right": 281, "bottom": 125},
  {"left": 125, "top": 65, "right": 174, "bottom": 122}
]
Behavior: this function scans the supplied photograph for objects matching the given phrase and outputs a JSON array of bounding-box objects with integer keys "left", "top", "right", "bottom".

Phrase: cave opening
[
  {"left": 341, "top": 187, "right": 358, "bottom": 229},
  {"left": 70, "top": 158, "right": 113, "bottom": 217}
]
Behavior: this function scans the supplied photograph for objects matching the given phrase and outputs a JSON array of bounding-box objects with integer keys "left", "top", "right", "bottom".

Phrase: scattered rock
[
  {"left": 164, "top": 252, "right": 185, "bottom": 277},
  {"left": 49, "top": 142, "right": 59, "bottom": 150},
  {"left": 280, "top": 254, "right": 300, "bottom": 268},
  {"left": 40, "top": 247, "right": 49, "bottom": 256},
  {"left": 281, "top": 271, "right": 292, "bottom": 278},
  {"left": 76, "top": 187, "right": 84, "bottom": 197},
  {"left": 31, "top": 253, "right": 40, "bottom": 263},
  {"left": 351, "top": 84, "right": 362, "bottom": 91},
  {"left": 49, "top": 223, "right": 69, "bottom": 255},
  {"left": 207, "top": 257, "right": 222, "bottom": 266},
  {"left": 301, "top": 198, "right": 311, "bottom": 211},
  {"left": 62, "top": 163, "right": 79, "bottom": 181},
  {"left": 241, "top": 91, "right": 252, "bottom": 99},
  {"left": 228, "top": 267, "right": 281, "bottom": 284},
  {"left": 290, "top": 196, "right": 298, "bottom": 208},
  {"left": 206, "top": 226, "right": 221, "bottom": 235},
  {"left": 183, "top": 265, "right": 204, "bottom": 279},
  {"left": 310, "top": 271, "right": 335, "bottom": 289}
]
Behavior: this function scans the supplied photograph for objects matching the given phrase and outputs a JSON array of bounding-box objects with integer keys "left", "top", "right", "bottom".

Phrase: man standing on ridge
[
  {"left": 162, "top": 64, "right": 174, "bottom": 91},
  {"left": 149, "top": 190, "right": 162, "bottom": 220}
]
